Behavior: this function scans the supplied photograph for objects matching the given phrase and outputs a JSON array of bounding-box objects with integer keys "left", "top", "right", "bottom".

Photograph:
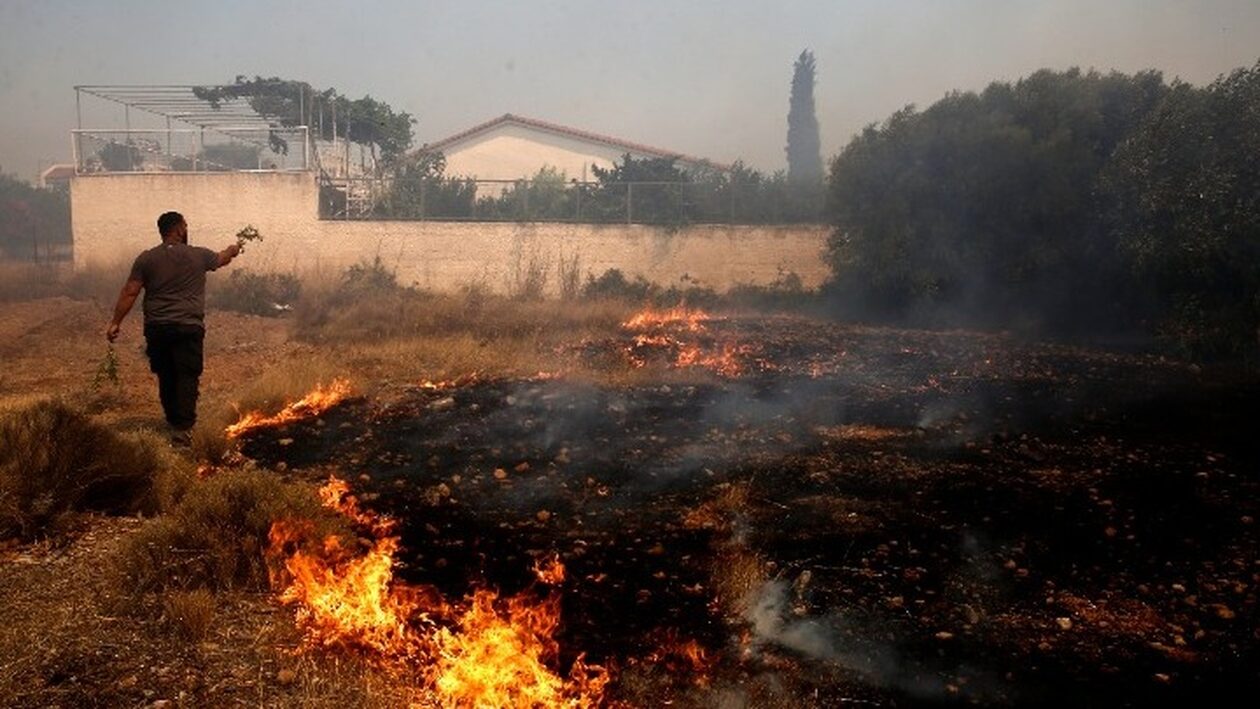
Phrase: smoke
[
  {"left": 736, "top": 576, "right": 1015, "bottom": 701},
  {"left": 744, "top": 579, "right": 839, "bottom": 659}
]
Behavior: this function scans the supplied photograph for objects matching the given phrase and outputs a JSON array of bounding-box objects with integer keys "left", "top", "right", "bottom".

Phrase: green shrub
[
  {"left": 209, "top": 270, "right": 301, "bottom": 317},
  {"left": 342, "top": 255, "right": 400, "bottom": 296},
  {"left": 0, "top": 400, "right": 193, "bottom": 541},
  {"left": 581, "top": 269, "right": 654, "bottom": 301}
]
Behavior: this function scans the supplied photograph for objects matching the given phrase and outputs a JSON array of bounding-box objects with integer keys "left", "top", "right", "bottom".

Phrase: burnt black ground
[{"left": 239, "top": 317, "right": 1260, "bottom": 707}]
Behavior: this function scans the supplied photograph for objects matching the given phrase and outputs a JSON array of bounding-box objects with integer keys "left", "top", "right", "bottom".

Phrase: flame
[
  {"left": 622, "top": 306, "right": 714, "bottom": 332},
  {"left": 632, "top": 334, "right": 676, "bottom": 348},
  {"left": 269, "top": 522, "right": 436, "bottom": 657},
  {"left": 431, "top": 590, "right": 610, "bottom": 708},
  {"left": 675, "top": 342, "right": 751, "bottom": 378},
  {"left": 269, "top": 476, "right": 609, "bottom": 706},
  {"left": 618, "top": 308, "right": 775, "bottom": 377},
  {"left": 636, "top": 629, "right": 715, "bottom": 686},
  {"left": 533, "top": 554, "right": 566, "bottom": 585},
  {"left": 417, "top": 372, "right": 481, "bottom": 391},
  {"left": 225, "top": 378, "right": 353, "bottom": 439}
]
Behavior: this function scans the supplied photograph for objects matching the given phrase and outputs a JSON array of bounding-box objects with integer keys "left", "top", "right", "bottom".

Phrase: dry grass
[
  {"left": 685, "top": 483, "right": 772, "bottom": 618},
  {"left": 0, "top": 399, "right": 194, "bottom": 541},
  {"left": 116, "top": 468, "right": 349, "bottom": 595},
  {"left": 293, "top": 284, "right": 631, "bottom": 344},
  {"left": 162, "top": 588, "right": 216, "bottom": 641},
  {"left": 0, "top": 260, "right": 124, "bottom": 304}
]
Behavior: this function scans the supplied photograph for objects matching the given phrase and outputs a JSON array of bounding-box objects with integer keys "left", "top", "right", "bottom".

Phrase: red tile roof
[{"left": 418, "top": 113, "right": 729, "bottom": 171}]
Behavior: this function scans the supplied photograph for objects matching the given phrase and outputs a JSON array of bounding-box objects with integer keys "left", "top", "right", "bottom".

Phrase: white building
[{"left": 418, "top": 113, "right": 725, "bottom": 184}]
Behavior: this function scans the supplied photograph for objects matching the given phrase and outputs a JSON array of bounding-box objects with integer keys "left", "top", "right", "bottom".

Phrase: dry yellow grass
[
  {"left": 162, "top": 588, "right": 216, "bottom": 641},
  {"left": 0, "top": 399, "right": 194, "bottom": 540},
  {"left": 0, "top": 260, "right": 124, "bottom": 304},
  {"left": 116, "top": 468, "right": 348, "bottom": 595}
]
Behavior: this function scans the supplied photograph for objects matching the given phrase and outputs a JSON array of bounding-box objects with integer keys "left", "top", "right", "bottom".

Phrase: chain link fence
[
  {"left": 321, "top": 175, "right": 824, "bottom": 225},
  {"left": 72, "top": 127, "right": 310, "bottom": 174}
]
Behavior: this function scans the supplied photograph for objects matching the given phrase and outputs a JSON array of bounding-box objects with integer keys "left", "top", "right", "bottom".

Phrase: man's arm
[
  {"left": 216, "top": 243, "right": 243, "bottom": 269},
  {"left": 105, "top": 278, "right": 143, "bottom": 341}
]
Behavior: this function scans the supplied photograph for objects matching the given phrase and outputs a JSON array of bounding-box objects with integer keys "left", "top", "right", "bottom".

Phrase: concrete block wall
[{"left": 71, "top": 172, "right": 830, "bottom": 294}]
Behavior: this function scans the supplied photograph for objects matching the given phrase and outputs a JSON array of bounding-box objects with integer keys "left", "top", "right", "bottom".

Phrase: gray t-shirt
[{"left": 129, "top": 243, "right": 220, "bottom": 327}]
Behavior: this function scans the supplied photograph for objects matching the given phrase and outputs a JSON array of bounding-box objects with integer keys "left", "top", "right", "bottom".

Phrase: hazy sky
[{"left": 2, "top": 0, "right": 1258, "bottom": 180}]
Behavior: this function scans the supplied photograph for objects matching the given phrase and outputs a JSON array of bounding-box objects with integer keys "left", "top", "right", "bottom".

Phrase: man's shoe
[{"left": 170, "top": 429, "right": 193, "bottom": 447}]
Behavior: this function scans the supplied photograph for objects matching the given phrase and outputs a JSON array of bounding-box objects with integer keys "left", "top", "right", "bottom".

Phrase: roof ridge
[{"left": 418, "top": 114, "right": 729, "bottom": 171}]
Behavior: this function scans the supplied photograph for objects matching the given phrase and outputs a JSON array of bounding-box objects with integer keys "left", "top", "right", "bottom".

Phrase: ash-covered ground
[{"left": 240, "top": 315, "right": 1260, "bottom": 707}]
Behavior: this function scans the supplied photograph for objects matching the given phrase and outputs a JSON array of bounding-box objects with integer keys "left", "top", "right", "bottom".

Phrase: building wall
[
  {"left": 438, "top": 124, "right": 655, "bottom": 183},
  {"left": 71, "top": 172, "right": 830, "bottom": 294}
]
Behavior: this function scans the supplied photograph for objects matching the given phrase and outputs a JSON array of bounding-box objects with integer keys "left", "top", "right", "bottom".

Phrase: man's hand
[
  {"left": 218, "top": 243, "right": 242, "bottom": 268},
  {"left": 108, "top": 278, "right": 142, "bottom": 340}
]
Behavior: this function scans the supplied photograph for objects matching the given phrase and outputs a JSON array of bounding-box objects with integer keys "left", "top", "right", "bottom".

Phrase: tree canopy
[
  {"left": 0, "top": 172, "right": 71, "bottom": 261},
  {"left": 826, "top": 64, "right": 1260, "bottom": 359}
]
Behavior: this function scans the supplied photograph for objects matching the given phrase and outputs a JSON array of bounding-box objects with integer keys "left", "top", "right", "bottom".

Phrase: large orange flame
[
  {"left": 225, "top": 378, "right": 353, "bottom": 439},
  {"left": 431, "top": 590, "right": 610, "bottom": 708},
  {"left": 268, "top": 476, "right": 610, "bottom": 706},
  {"left": 269, "top": 523, "right": 436, "bottom": 657}
]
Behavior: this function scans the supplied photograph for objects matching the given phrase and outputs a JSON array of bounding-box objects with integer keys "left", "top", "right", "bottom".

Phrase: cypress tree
[{"left": 786, "top": 50, "right": 823, "bottom": 183}]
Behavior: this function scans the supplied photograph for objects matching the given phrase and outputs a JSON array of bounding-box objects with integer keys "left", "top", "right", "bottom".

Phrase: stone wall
[{"left": 71, "top": 172, "right": 830, "bottom": 294}]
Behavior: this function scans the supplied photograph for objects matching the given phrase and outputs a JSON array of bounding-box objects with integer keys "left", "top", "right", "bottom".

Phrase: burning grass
[
  {"left": 267, "top": 476, "right": 612, "bottom": 707},
  {"left": 0, "top": 399, "right": 193, "bottom": 541},
  {"left": 225, "top": 378, "right": 354, "bottom": 439}
]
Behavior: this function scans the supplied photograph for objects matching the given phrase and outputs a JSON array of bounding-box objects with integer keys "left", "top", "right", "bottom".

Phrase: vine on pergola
[{"left": 193, "top": 75, "right": 415, "bottom": 167}]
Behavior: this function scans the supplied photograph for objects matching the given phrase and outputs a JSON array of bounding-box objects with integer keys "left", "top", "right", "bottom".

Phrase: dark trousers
[{"left": 144, "top": 323, "right": 205, "bottom": 431}]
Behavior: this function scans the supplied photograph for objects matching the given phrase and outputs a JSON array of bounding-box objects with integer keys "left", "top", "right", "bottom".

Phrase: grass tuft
[
  {"left": 0, "top": 399, "right": 193, "bottom": 541},
  {"left": 162, "top": 588, "right": 216, "bottom": 641},
  {"left": 115, "top": 468, "right": 348, "bottom": 594}
]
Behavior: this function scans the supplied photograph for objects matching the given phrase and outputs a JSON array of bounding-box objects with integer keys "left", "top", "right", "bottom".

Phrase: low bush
[
  {"left": 581, "top": 269, "right": 653, "bottom": 301},
  {"left": 580, "top": 268, "right": 722, "bottom": 309},
  {"left": 0, "top": 400, "right": 193, "bottom": 541},
  {"left": 116, "top": 469, "right": 348, "bottom": 594},
  {"left": 209, "top": 269, "right": 301, "bottom": 317}
]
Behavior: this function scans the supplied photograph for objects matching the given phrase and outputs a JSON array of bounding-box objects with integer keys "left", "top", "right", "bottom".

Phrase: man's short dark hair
[{"left": 157, "top": 211, "right": 184, "bottom": 237}]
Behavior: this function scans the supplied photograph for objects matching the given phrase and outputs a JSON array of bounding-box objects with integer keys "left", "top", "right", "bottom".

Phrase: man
[{"left": 106, "top": 211, "right": 242, "bottom": 445}]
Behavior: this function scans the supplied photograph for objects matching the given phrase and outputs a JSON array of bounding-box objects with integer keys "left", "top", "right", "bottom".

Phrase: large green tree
[
  {"left": 786, "top": 50, "right": 823, "bottom": 184},
  {"left": 1102, "top": 62, "right": 1260, "bottom": 358},
  {"left": 827, "top": 68, "right": 1167, "bottom": 332}
]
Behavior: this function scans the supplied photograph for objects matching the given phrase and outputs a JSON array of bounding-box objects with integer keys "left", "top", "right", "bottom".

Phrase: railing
[
  {"left": 319, "top": 175, "right": 825, "bottom": 225},
  {"left": 72, "top": 127, "right": 310, "bottom": 174}
]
